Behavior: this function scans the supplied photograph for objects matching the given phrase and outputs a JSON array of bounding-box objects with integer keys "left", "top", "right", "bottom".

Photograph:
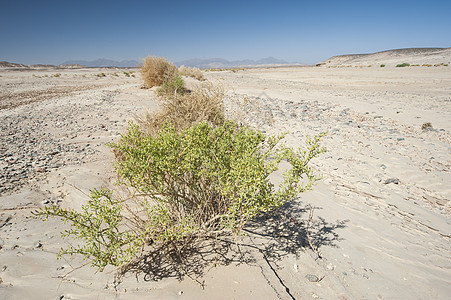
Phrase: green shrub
[
  {"left": 33, "top": 188, "right": 143, "bottom": 270},
  {"left": 34, "top": 121, "right": 325, "bottom": 272},
  {"left": 140, "top": 56, "right": 178, "bottom": 88},
  {"left": 157, "top": 75, "right": 186, "bottom": 97},
  {"left": 396, "top": 63, "right": 410, "bottom": 67},
  {"left": 380, "top": 64, "right": 386, "bottom": 67}
]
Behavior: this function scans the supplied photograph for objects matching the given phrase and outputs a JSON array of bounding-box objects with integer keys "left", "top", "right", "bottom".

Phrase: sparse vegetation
[
  {"left": 34, "top": 120, "right": 325, "bottom": 274},
  {"left": 34, "top": 55, "right": 326, "bottom": 282},
  {"left": 140, "top": 56, "right": 178, "bottom": 88},
  {"left": 96, "top": 73, "right": 106, "bottom": 77},
  {"left": 396, "top": 63, "right": 410, "bottom": 67},
  {"left": 179, "top": 65, "right": 205, "bottom": 81},
  {"left": 421, "top": 122, "right": 432, "bottom": 130},
  {"left": 380, "top": 64, "right": 386, "bottom": 67},
  {"left": 140, "top": 81, "right": 226, "bottom": 136},
  {"left": 157, "top": 75, "right": 186, "bottom": 97}
]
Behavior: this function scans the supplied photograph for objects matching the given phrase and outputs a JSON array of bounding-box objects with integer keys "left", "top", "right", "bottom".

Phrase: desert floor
[{"left": 0, "top": 66, "right": 450, "bottom": 299}]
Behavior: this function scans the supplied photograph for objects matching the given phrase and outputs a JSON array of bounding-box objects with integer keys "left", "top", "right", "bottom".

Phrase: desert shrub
[
  {"left": 140, "top": 56, "right": 178, "bottom": 88},
  {"left": 157, "top": 74, "right": 186, "bottom": 97},
  {"left": 380, "top": 64, "right": 386, "bottom": 67},
  {"left": 33, "top": 188, "right": 143, "bottom": 270},
  {"left": 396, "top": 63, "right": 410, "bottom": 67},
  {"left": 138, "top": 82, "right": 225, "bottom": 136},
  {"left": 34, "top": 120, "right": 325, "bottom": 272},
  {"left": 421, "top": 122, "right": 432, "bottom": 130},
  {"left": 179, "top": 65, "right": 205, "bottom": 81}
]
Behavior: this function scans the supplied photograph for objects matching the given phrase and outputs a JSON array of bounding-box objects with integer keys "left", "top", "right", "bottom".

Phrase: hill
[{"left": 317, "top": 47, "right": 451, "bottom": 67}]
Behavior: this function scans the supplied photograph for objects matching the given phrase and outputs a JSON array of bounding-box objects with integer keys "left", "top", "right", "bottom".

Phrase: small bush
[
  {"left": 179, "top": 65, "right": 205, "bottom": 81},
  {"left": 421, "top": 122, "right": 432, "bottom": 130},
  {"left": 396, "top": 63, "right": 410, "bottom": 67},
  {"left": 138, "top": 82, "right": 225, "bottom": 136},
  {"left": 380, "top": 64, "right": 386, "bottom": 67},
  {"left": 34, "top": 121, "right": 325, "bottom": 272},
  {"left": 157, "top": 75, "right": 186, "bottom": 97},
  {"left": 140, "top": 56, "right": 178, "bottom": 88}
]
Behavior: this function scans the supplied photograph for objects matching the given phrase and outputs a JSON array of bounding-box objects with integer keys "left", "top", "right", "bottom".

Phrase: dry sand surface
[{"left": 0, "top": 65, "right": 450, "bottom": 299}]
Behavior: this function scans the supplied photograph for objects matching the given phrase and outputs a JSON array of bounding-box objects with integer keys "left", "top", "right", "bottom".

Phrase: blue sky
[{"left": 1, "top": 0, "right": 450, "bottom": 64}]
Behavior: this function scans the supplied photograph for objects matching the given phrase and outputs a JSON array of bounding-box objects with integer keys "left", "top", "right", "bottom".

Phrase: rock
[
  {"left": 305, "top": 274, "right": 320, "bottom": 282},
  {"left": 384, "top": 178, "right": 399, "bottom": 184}
]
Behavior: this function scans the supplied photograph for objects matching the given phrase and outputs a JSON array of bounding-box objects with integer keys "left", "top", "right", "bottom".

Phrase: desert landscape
[{"left": 1, "top": 49, "right": 450, "bottom": 299}]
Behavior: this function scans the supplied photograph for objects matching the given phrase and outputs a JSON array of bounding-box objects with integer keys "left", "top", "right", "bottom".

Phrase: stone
[
  {"left": 384, "top": 178, "right": 399, "bottom": 184},
  {"left": 305, "top": 274, "right": 320, "bottom": 282}
]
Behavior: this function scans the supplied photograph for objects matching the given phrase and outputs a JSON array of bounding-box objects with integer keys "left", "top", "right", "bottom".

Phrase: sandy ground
[{"left": 0, "top": 65, "right": 450, "bottom": 299}]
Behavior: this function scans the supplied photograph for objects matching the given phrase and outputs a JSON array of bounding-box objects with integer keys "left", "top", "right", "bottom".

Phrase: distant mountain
[
  {"left": 0, "top": 61, "right": 28, "bottom": 68},
  {"left": 61, "top": 59, "right": 139, "bottom": 68},
  {"left": 175, "top": 57, "right": 295, "bottom": 69}
]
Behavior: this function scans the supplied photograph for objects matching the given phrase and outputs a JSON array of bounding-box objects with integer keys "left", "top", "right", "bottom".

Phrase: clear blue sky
[{"left": 1, "top": 0, "right": 450, "bottom": 65}]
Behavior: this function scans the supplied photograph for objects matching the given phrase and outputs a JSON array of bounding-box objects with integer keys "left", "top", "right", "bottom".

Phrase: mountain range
[
  {"left": 61, "top": 57, "right": 298, "bottom": 69},
  {"left": 62, "top": 59, "right": 140, "bottom": 68},
  {"left": 175, "top": 57, "right": 295, "bottom": 69}
]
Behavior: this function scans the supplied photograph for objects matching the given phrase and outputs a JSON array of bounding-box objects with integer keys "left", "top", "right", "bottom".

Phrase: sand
[{"left": 0, "top": 64, "right": 450, "bottom": 299}]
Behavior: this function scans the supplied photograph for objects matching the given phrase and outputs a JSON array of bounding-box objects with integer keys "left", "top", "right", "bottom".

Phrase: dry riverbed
[{"left": 0, "top": 66, "right": 450, "bottom": 299}]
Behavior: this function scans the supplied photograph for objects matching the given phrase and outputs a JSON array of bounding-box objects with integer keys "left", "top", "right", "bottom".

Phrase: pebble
[
  {"left": 305, "top": 274, "right": 320, "bottom": 282},
  {"left": 384, "top": 178, "right": 399, "bottom": 185},
  {"left": 0, "top": 101, "right": 104, "bottom": 194}
]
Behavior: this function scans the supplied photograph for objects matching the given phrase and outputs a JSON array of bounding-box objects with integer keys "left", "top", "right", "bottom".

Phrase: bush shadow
[
  {"left": 244, "top": 200, "right": 348, "bottom": 262},
  {"left": 121, "top": 199, "right": 347, "bottom": 285}
]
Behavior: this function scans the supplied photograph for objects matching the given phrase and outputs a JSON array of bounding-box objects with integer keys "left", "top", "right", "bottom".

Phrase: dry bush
[
  {"left": 421, "top": 122, "right": 432, "bottom": 130},
  {"left": 137, "top": 82, "right": 225, "bottom": 136},
  {"left": 140, "top": 56, "right": 178, "bottom": 88},
  {"left": 179, "top": 65, "right": 205, "bottom": 81}
]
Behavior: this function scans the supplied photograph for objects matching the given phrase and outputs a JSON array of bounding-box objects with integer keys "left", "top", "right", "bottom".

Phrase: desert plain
[{"left": 0, "top": 54, "right": 450, "bottom": 299}]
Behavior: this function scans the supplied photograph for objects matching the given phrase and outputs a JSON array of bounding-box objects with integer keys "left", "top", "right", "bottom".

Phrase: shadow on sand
[{"left": 119, "top": 200, "right": 348, "bottom": 286}]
